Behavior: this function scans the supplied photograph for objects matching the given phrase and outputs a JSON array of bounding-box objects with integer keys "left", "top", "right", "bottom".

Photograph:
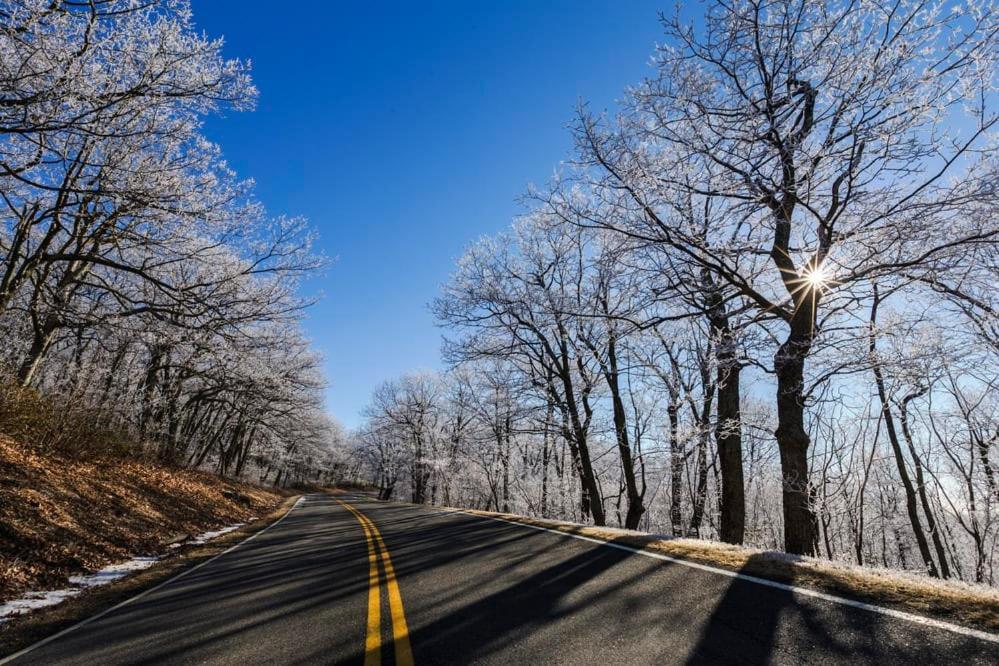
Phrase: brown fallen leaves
[{"left": 0, "top": 436, "right": 283, "bottom": 602}]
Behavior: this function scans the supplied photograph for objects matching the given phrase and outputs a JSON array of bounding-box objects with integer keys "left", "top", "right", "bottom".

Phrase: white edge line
[
  {"left": 0, "top": 495, "right": 307, "bottom": 665},
  {"left": 442, "top": 508, "right": 999, "bottom": 645}
]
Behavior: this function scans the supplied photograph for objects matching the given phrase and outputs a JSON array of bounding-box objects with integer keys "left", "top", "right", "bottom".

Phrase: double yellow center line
[{"left": 335, "top": 498, "right": 413, "bottom": 666}]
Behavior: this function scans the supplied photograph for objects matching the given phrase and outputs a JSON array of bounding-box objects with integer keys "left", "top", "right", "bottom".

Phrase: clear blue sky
[{"left": 192, "top": 1, "right": 667, "bottom": 428}]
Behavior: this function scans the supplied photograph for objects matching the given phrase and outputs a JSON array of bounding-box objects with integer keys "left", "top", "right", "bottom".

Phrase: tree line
[
  {"left": 0, "top": 0, "right": 341, "bottom": 484},
  {"left": 352, "top": 0, "right": 999, "bottom": 584}
]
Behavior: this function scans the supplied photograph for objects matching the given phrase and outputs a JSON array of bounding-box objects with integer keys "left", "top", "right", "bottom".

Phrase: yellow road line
[
  {"left": 365, "top": 515, "right": 414, "bottom": 666},
  {"left": 337, "top": 498, "right": 413, "bottom": 666},
  {"left": 341, "top": 500, "right": 381, "bottom": 666}
]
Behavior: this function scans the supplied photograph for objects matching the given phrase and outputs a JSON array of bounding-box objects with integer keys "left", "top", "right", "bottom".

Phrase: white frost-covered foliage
[
  {"left": 355, "top": 0, "right": 999, "bottom": 586},
  {"left": 0, "top": 1, "right": 337, "bottom": 483}
]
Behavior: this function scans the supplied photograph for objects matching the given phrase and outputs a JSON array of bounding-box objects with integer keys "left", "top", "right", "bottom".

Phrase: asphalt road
[{"left": 4, "top": 493, "right": 997, "bottom": 665}]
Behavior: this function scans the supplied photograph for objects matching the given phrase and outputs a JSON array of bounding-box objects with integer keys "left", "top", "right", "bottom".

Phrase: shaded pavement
[{"left": 5, "top": 493, "right": 997, "bottom": 665}]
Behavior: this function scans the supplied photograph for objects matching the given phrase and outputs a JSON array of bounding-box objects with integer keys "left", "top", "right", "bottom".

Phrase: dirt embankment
[{"left": 0, "top": 436, "right": 285, "bottom": 602}]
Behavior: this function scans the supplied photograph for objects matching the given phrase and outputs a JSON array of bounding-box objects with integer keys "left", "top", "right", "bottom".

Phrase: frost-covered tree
[
  {"left": 354, "top": 0, "right": 999, "bottom": 585},
  {"left": 0, "top": 1, "right": 336, "bottom": 484},
  {"left": 569, "top": 0, "right": 999, "bottom": 555}
]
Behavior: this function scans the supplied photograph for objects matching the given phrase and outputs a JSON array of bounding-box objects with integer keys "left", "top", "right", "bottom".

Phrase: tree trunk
[
  {"left": 604, "top": 335, "right": 644, "bottom": 529},
  {"left": 540, "top": 400, "right": 552, "bottom": 517},
  {"left": 501, "top": 411, "right": 511, "bottom": 513},
  {"left": 899, "top": 393, "right": 950, "bottom": 578},
  {"left": 715, "top": 361, "right": 745, "bottom": 543},
  {"left": 705, "top": 284, "right": 745, "bottom": 544},
  {"left": 17, "top": 314, "right": 59, "bottom": 386},
  {"left": 688, "top": 428, "right": 709, "bottom": 536},
  {"left": 412, "top": 433, "right": 426, "bottom": 504},
  {"left": 557, "top": 371, "right": 605, "bottom": 525},
  {"left": 773, "top": 329, "right": 819, "bottom": 556},
  {"left": 668, "top": 400, "right": 682, "bottom": 536},
  {"left": 869, "top": 290, "right": 939, "bottom": 577}
]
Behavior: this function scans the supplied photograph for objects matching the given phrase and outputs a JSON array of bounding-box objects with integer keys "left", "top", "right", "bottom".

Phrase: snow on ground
[
  {"left": 1, "top": 521, "right": 250, "bottom": 623},
  {"left": 0, "top": 556, "right": 159, "bottom": 623},
  {"left": 68, "top": 557, "right": 160, "bottom": 588},
  {"left": 0, "top": 589, "right": 80, "bottom": 621},
  {"left": 190, "top": 523, "right": 245, "bottom": 545}
]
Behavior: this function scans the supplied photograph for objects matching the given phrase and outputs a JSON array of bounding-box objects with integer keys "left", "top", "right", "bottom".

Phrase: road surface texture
[{"left": 3, "top": 493, "right": 997, "bottom": 665}]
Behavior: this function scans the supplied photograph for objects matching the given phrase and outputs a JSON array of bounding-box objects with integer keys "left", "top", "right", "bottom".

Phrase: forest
[
  {"left": 0, "top": 1, "right": 340, "bottom": 487},
  {"left": 4, "top": 3, "right": 999, "bottom": 663},
  {"left": 352, "top": 0, "right": 999, "bottom": 586}
]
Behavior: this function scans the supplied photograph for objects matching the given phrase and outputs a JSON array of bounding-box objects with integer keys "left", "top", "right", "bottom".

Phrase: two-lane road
[{"left": 4, "top": 493, "right": 997, "bottom": 664}]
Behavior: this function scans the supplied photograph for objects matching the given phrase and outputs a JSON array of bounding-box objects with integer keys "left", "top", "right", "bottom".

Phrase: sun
[{"left": 800, "top": 263, "right": 831, "bottom": 291}]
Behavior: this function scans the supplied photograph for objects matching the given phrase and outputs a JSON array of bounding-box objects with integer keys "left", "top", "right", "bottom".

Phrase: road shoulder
[
  {"left": 424, "top": 504, "right": 999, "bottom": 637},
  {"left": 0, "top": 495, "right": 302, "bottom": 659}
]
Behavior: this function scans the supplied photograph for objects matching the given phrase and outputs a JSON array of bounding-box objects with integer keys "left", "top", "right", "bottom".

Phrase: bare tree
[{"left": 568, "top": 0, "right": 998, "bottom": 554}]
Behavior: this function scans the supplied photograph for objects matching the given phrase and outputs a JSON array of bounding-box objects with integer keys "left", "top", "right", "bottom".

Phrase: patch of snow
[
  {"left": 189, "top": 523, "right": 244, "bottom": 545},
  {"left": 68, "top": 556, "right": 159, "bottom": 588},
  {"left": 1, "top": 521, "right": 249, "bottom": 623},
  {"left": 166, "top": 521, "right": 249, "bottom": 550},
  {"left": 0, "top": 589, "right": 80, "bottom": 621},
  {"left": 1, "top": 555, "right": 163, "bottom": 623}
]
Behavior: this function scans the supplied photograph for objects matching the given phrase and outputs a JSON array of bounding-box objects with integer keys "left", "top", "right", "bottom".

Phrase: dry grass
[
  {"left": 457, "top": 508, "right": 999, "bottom": 634},
  {"left": 0, "top": 380, "right": 135, "bottom": 458},
  {"left": 0, "top": 435, "right": 285, "bottom": 602}
]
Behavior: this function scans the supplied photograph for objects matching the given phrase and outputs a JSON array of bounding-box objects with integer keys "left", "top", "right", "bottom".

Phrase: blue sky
[{"left": 192, "top": 1, "right": 667, "bottom": 428}]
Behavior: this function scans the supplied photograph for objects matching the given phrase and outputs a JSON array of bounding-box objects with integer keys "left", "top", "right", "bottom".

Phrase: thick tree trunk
[
  {"left": 773, "top": 331, "right": 819, "bottom": 556},
  {"left": 688, "top": 350, "right": 715, "bottom": 537},
  {"left": 668, "top": 400, "right": 682, "bottom": 536},
  {"left": 501, "top": 411, "right": 511, "bottom": 513},
  {"left": 234, "top": 425, "right": 257, "bottom": 478},
  {"left": 139, "top": 346, "right": 166, "bottom": 440},
  {"left": 559, "top": 418, "right": 588, "bottom": 521},
  {"left": 17, "top": 314, "right": 59, "bottom": 386},
  {"left": 540, "top": 400, "right": 552, "bottom": 517},
  {"left": 688, "top": 428, "right": 709, "bottom": 536},
  {"left": 766, "top": 109, "right": 821, "bottom": 556},
  {"left": 715, "top": 359, "right": 744, "bottom": 543},
  {"left": 705, "top": 285, "right": 745, "bottom": 544},
  {"left": 571, "top": 428, "right": 603, "bottom": 525},
  {"left": 412, "top": 434, "right": 426, "bottom": 504}
]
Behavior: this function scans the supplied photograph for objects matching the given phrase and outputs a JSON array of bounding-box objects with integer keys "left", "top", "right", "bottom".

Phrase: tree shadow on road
[
  {"left": 409, "top": 540, "right": 645, "bottom": 660},
  {"left": 680, "top": 551, "right": 976, "bottom": 665}
]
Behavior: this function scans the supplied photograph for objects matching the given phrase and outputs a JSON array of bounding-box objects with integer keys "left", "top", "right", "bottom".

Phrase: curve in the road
[
  {"left": 2, "top": 493, "right": 997, "bottom": 665},
  {"left": 335, "top": 497, "right": 413, "bottom": 666}
]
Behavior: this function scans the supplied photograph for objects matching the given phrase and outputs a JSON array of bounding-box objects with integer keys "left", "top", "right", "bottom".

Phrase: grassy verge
[
  {"left": 0, "top": 494, "right": 300, "bottom": 658},
  {"left": 450, "top": 507, "right": 999, "bottom": 634}
]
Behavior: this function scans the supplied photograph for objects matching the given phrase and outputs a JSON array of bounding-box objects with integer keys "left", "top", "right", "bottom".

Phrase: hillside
[{"left": 0, "top": 436, "right": 284, "bottom": 604}]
